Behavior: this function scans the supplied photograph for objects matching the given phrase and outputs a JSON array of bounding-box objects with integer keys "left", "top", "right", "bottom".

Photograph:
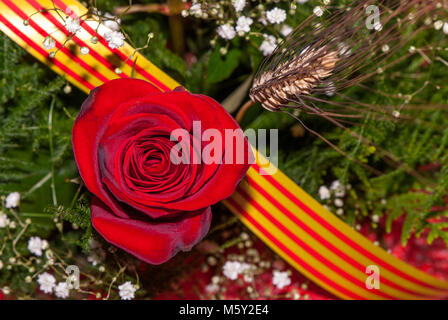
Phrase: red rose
[{"left": 72, "top": 79, "right": 251, "bottom": 264}]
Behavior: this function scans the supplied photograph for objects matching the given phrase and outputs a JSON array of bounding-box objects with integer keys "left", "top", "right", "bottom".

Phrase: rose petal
[
  {"left": 91, "top": 197, "right": 212, "bottom": 265},
  {"left": 72, "top": 79, "right": 162, "bottom": 218}
]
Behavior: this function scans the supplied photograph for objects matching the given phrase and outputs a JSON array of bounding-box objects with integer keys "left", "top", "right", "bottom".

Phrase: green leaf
[{"left": 207, "top": 47, "right": 241, "bottom": 84}]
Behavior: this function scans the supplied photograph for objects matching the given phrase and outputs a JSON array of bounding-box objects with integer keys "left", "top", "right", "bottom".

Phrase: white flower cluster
[
  {"left": 435, "top": 21, "right": 448, "bottom": 34},
  {"left": 0, "top": 212, "right": 10, "bottom": 228},
  {"left": 318, "top": 180, "right": 349, "bottom": 216},
  {"left": 259, "top": 35, "right": 278, "bottom": 56},
  {"left": 185, "top": 1, "right": 304, "bottom": 56},
  {"left": 118, "top": 281, "right": 137, "bottom": 300},
  {"left": 266, "top": 8, "right": 286, "bottom": 25},
  {"left": 65, "top": 16, "right": 81, "bottom": 34},
  {"left": 222, "top": 261, "right": 251, "bottom": 280},
  {"left": 272, "top": 270, "right": 291, "bottom": 289},
  {"left": 37, "top": 272, "right": 70, "bottom": 298},
  {"left": 233, "top": 0, "right": 246, "bottom": 12},
  {"left": 104, "top": 31, "right": 125, "bottom": 49},
  {"left": 217, "top": 24, "right": 236, "bottom": 40},
  {"left": 5, "top": 192, "right": 20, "bottom": 208},
  {"left": 27, "top": 236, "right": 49, "bottom": 257}
]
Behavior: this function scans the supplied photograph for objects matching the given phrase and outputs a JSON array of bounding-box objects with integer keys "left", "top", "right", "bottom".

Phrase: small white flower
[
  {"left": 118, "top": 281, "right": 137, "bottom": 300},
  {"left": 0, "top": 260, "right": 3, "bottom": 270},
  {"left": 336, "top": 208, "right": 344, "bottom": 215},
  {"left": 104, "top": 31, "right": 125, "bottom": 49},
  {"left": 80, "top": 46, "right": 90, "bottom": 55},
  {"left": 235, "top": 16, "right": 253, "bottom": 33},
  {"left": 222, "top": 261, "right": 250, "bottom": 280},
  {"left": 28, "top": 236, "right": 47, "bottom": 256},
  {"left": 313, "top": 6, "right": 324, "bottom": 17},
  {"left": 37, "top": 272, "right": 56, "bottom": 294},
  {"left": 280, "top": 25, "right": 293, "bottom": 37},
  {"left": 54, "top": 282, "right": 69, "bottom": 299},
  {"left": 266, "top": 8, "right": 286, "bottom": 25},
  {"left": 297, "top": 0, "right": 308, "bottom": 3},
  {"left": 334, "top": 198, "right": 344, "bottom": 207},
  {"left": 0, "top": 213, "right": 10, "bottom": 228},
  {"left": 272, "top": 270, "right": 291, "bottom": 289},
  {"left": 189, "top": 3, "right": 202, "bottom": 17},
  {"left": 65, "top": 17, "right": 81, "bottom": 34},
  {"left": 372, "top": 214, "right": 380, "bottom": 223},
  {"left": 318, "top": 186, "right": 331, "bottom": 200},
  {"left": 330, "top": 180, "right": 345, "bottom": 197},
  {"left": 434, "top": 20, "right": 443, "bottom": 31},
  {"left": 103, "top": 12, "right": 121, "bottom": 32},
  {"left": 5, "top": 192, "right": 20, "bottom": 208},
  {"left": 443, "top": 22, "right": 448, "bottom": 35},
  {"left": 259, "top": 35, "right": 277, "bottom": 56},
  {"left": 233, "top": 0, "right": 246, "bottom": 12},
  {"left": 43, "top": 36, "right": 55, "bottom": 50},
  {"left": 217, "top": 24, "right": 236, "bottom": 40}
]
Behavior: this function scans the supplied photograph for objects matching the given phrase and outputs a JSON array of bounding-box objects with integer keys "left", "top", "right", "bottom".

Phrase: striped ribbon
[{"left": 1, "top": 0, "right": 448, "bottom": 300}]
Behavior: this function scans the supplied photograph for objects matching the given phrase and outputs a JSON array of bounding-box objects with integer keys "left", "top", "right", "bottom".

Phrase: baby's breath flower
[
  {"left": 222, "top": 261, "right": 250, "bottom": 280},
  {"left": 189, "top": 3, "right": 202, "bottom": 17},
  {"left": 259, "top": 35, "right": 277, "bottom": 56},
  {"left": 54, "top": 282, "right": 69, "bottom": 299},
  {"left": 37, "top": 272, "right": 56, "bottom": 294},
  {"left": 43, "top": 36, "right": 55, "bottom": 50},
  {"left": 266, "top": 8, "right": 287, "bottom": 25},
  {"left": 272, "top": 270, "right": 291, "bottom": 289},
  {"left": 434, "top": 20, "right": 443, "bottom": 30},
  {"left": 330, "top": 180, "right": 345, "bottom": 197},
  {"left": 280, "top": 25, "right": 293, "bottom": 37},
  {"left": 233, "top": 0, "right": 246, "bottom": 13},
  {"left": 104, "top": 31, "right": 125, "bottom": 49},
  {"left": 5, "top": 192, "right": 20, "bottom": 208},
  {"left": 80, "top": 46, "right": 90, "bottom": 55},
  {"left": 443, "top": 22, "right": 448, "bottom": 35},
  {"left": 235, "top": 16, "right": 253, "bottom": 33},
  {"left": 65, "top": 16, "right": 81, "bottom": 34},
  {"left": 334, "top": 198, "right": 344, "bottom": 207},
  {"left": 0, "top": 213, "right": 10, "bottom": 228},
  {"left": 103, "top": 12, "right": 121, "bottom": 32},
  {"left": 118, "top": 281, "right": 137, "bottom": 300},
  {"left": 28, "top": 237, "right": 47, "bottom": 256},
  {"left": 318, "top": 186, "right": 331, "bottom": 200},
  {"left": 217, "top": 24, "right": 236, "bottom": 40}
]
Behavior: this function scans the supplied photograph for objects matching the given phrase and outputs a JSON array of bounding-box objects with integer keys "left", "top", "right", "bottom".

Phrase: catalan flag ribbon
[{"left": 1, "top": 0, "right": 448, "bottom": 300}]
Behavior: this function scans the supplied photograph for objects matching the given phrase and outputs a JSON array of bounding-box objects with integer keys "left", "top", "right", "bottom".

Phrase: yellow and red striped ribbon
[{"left": 2, "top": 0, "right": 448, "bottom": 300}]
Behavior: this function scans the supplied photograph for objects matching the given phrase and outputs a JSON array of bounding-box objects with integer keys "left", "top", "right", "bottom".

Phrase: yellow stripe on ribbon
[{"left": 1, "top": 0, "right": 448, "bottom": 300}]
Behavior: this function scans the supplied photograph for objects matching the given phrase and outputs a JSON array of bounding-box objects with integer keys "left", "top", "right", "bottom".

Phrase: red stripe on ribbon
[
  {"left": 52, "top": 0, "right": 172, "bottom": 92},
  {"left": 226, "top": 194, "right": 365, "bottom": 300},
  {"left": 237, "top": 185, "right": 395, "bottom": 299},
  {"left": 254, "top": 164, "right": 448, "bottom": 293},
  {"left": 0, "top": 13, "right": 94, "bottom": 90},
  {"left": 25, "top": 0, "right": 128, "bottom": 81},
  {"left": 246, "top": 174, "right": 435, "bottom": 299},
  {"left": 5, "top": 0, "right": 110, "bottom": 85}
]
